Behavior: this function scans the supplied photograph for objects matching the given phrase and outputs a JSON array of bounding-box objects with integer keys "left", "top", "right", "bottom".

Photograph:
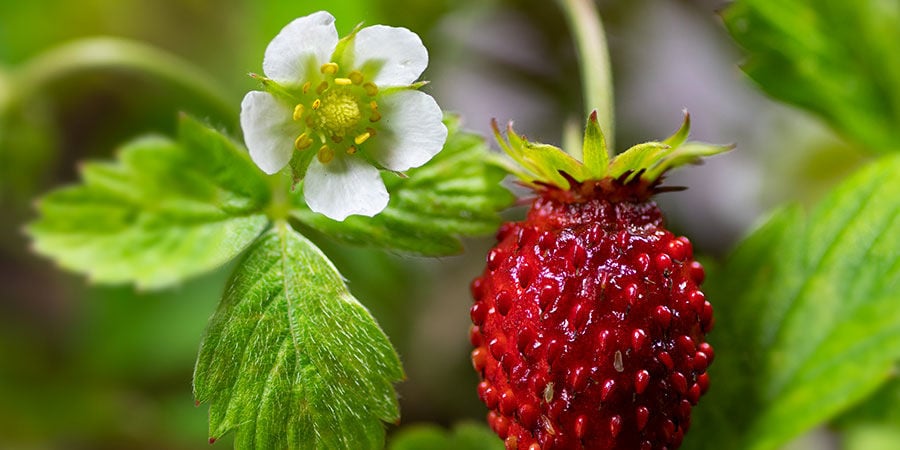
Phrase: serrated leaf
[
  {"left": 389, "top": 422, "right": 504, "bottom": 450},
  {"left": 685, "top": 155, "right": 900, "bottom": 450},
  {"left": 724, "top": 0, "right": 900, "bottom": 152},
  {"left": 27, "top": 115, "right": 270, "bottom": 289},
  {"left": 193, "top": 222, "right": 403, "bottom": 449},
  {"left": 292, "top": 116, "right": 513, "bottom": 256}
]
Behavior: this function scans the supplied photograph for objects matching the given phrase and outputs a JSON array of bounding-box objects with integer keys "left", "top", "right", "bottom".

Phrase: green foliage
[
  {"left": 388, "top": 422, "right": 504, "bottom": 450},
  {"left": 292, "top": 115, "right": 513, "bottom": 255},
  {"left": 724, "top": 0, "right": 900, "bottom": 152},
  {"left": 193, "top": 223, "right": 403, "bottom": 449},
  {"left": 27, "top": 115, "right": 270, "bottom": 289},
  {"left": 685, "top": 155, "right": 900, "bottom": 450},
  {"left": 838, "top": 378, "right": 900, "bottom": 450}
]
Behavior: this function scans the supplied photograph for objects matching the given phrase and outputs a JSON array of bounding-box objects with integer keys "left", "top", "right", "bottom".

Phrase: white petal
[
  {"left": 304, "top": 154, "right": 389, "bottom": 221},
  {"left": 263, "top": 11, "right": 338, "bottom": 83},
  {"left": 240, "top": 91, "right": 297, "bottom": 174},
  {"left": 353, "top": 25, "right": 428, "bottom": 87},
  {"left": 368, "top": 90, "right": 447, "bottom": 172}
]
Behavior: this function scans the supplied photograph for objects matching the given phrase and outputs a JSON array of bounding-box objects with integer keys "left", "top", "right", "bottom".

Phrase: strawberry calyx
[{"left": 492, "top": 110, "right": 733, "bottom": 196}]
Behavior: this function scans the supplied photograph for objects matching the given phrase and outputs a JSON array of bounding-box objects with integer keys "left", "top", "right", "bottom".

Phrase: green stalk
[
  {"left": 558, "top": 0, "right": 615, "bottom": 153},
  {"left": 7, "top": 37, "right": 236, "bottom": 125}
]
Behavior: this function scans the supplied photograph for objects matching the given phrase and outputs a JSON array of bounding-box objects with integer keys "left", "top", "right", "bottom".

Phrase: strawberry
[{"left": 469, "top": 112, "right": 730, "bottom": 450}]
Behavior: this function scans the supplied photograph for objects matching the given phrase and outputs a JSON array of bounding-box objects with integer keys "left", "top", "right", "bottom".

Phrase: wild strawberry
[{"left": 470, "top": 112, "right": 730, "bottom": 450}]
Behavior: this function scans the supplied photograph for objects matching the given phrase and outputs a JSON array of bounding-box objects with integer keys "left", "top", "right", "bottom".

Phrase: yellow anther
[
  {"left": 334, "top": 78, "right": 352, "bottom": 86},
  {"left": 348, "top": 71, "right": 364, "bottom": 85},
  {"left": 369, "top": 111, "right": 382, "bottom": 122},
  {"left": 320, "top": 62, "right": 339, "bottom": 74},
  {"left": 317, "top": 145, "right": 334, "bottom": 164},
  {"left": 292, "top": 104, "right": 305, "bottom": 121},
  {"left": 312, "top": 99, "right": 322, "bottom": 110},
  {"left": 363, "top": 82, "right": 378, "bottom": 97},
  {"left": 302, "top": 81, "right": 311, "bottom": 94},
  {"left": 346, "top": 146, "right": 358, "bottom": 155},
  {"left": 331, "top": 135, "right": 344, "bottom": 143},
  {"left": 369, "top": 100, "right": 379, "bottom": 110},
  {"left": 294, "top": 133, "right": 311, "bottom": 150},
  {"left": 354, "top": 132, "right": 371, "bottom": 145},
  {"left": 316, "top": 81, "right": 329, "bottom": 94},
  {"left": 366, "top": 127, "right": 378, "bottom": 137}
]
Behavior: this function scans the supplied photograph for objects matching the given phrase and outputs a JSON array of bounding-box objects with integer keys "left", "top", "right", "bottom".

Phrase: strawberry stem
[{"left": 558, "top": 0, "right": 615, "bottom": 152}]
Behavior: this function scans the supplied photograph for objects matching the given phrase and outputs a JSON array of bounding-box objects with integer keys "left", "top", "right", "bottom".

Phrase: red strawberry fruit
[{"left": 470, "top": 112, "right": 730, "bottom": 450}]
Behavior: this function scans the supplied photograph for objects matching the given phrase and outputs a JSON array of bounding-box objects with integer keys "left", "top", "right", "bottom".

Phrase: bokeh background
[{"left": 0, "top": 0, "right": 866, "bottom": 448}]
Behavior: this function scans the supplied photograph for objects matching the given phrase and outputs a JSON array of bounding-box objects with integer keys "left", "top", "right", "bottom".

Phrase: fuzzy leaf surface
[
  {"left": 685, "top": 155, "right": 900, "bottom": 450},
  {"left": 292, "top": 116, "right": 513, "bottom": 255},
  {"left": 193, "top": 223, "right": 403, "bottom": 449},
  {"left": 27, "top": 115, "right": 270, "bottom": 289},
  {"left": 724, "top": 0, "right": 900, "bottom": 152}
]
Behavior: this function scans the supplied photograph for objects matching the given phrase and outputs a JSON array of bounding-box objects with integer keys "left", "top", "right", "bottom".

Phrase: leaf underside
[{"left": 193, "top": 223, "right": 403, "bottom": 449}]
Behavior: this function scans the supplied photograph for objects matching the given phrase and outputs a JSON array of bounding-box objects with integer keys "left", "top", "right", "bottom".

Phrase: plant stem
[
  {"left": 558, "top": 0, "right": 615, "bottom": 153},
  {"left": 9, "top": 37, "right": 236, "bottom": 127}
]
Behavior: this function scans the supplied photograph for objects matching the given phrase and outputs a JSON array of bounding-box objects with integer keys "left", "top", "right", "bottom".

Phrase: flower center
[
  {"left": 316, "top": 90, "right": 360, "bottom": 136},
  {"left": 290, "top": 63, "right": 383, "bottom": 164}
]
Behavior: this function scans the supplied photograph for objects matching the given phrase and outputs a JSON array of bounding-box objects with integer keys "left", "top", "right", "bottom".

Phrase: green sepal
[
  {"left": 662, "top": 110, "right": 692, "bottom": 148},
  {"left": 492, "top": 119, "right": 592, "bottom": 189},
  {"left": 607, "top": 141, "right": 673, "bottom": 182},
  {"left": 582, "top": 110, "right": 609, "bottom": 178},
  {"left": 494, "top": 110, "right": 730, "bottom": 189}
]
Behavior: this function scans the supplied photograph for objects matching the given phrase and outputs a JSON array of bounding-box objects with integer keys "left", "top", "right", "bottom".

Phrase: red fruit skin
[{"left": 470, "top": 183, "right": 712, "bottom": 450}]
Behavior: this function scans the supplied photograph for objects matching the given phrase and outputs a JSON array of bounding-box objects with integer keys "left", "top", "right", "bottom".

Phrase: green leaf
[
  {"left": 723, "top": 0, "right": 900, "bottom": 152},
  {"left": 292, "top": 116, "right": 514, "bottom": 256},
  {"left": 837, "top": 377, "right": 900, "bottom": 450},
  {"left": 685, "top": 155, "right": 900, "bottom": 450},
  {"left": 27, "top": 115, "right": 270, "bottom": 289},
  {"left": 389, "top": 422, "right": 503, "bottom": 450},
  {"left": 193, "top": 222, "right": 403, "bottom": 449}
]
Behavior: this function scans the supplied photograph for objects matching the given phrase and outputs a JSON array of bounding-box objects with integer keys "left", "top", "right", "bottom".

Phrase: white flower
[{"left": 240, "top": 11, "right": 448, "bottom": 221}]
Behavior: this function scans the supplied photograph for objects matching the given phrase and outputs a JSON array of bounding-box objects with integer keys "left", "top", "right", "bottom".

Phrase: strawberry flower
[{"left": 241, "top": 11, "right": 448, "bottom": 220}]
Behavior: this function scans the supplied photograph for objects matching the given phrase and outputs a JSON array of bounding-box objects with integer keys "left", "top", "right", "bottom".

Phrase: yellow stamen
[
  {"left": 302, "top": 81, "right": 311, "bottom": 94},
  {"left": 369, "top": 111, "right": 382, "bottom": 122},
  {"left": 320, "top": 62, "right": 339, "bottom": 74},
  {"left": 369, "top": 100, "right": 379, "bottom": 110},
  {"left": 366, "top": 127, "right": 378, "bottom": 137},
  {"left": 334, "top": 77, "right": 352, "bottom": 86},
  {"left": 316, "top": 81, "right": 329, "bottom": 94},
  {"left": 354, "top": 132, "right": 371, "bottom": 145},
  {"left": 317, "top": 145, "right": 334, "bottom": 164},
  {"left": 348, "top": 71, "right": 364, "bottom": 85},
  {"left": 363, "top": 82, "right": 378, "bottom": 97},
  {"left": 292, "top": 104, "right": 305, "bottom": 121},
  {"left": 312, "top": 99, "right": 322, "bottom": 110},
  {"left": 331, "top": 135, "right": 344, "bottom": 143},
  {"left": 294, "top": 133, "right": 311, "bottom": 150},
  {"left": 346, "top": 146, "right": 358, "bottom": 155}
]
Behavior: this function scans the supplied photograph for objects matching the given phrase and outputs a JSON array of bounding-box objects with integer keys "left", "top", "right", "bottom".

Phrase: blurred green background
[{"left": 0, "top": 0, "right": 867, "bottom": 448}]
